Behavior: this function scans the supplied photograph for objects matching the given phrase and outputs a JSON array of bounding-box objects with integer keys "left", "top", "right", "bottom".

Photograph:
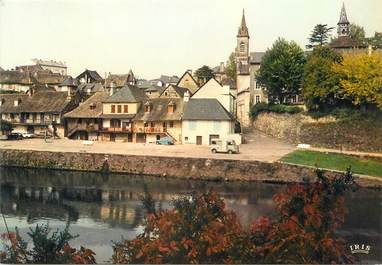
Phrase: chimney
[
  {"left": 184, "top": 90, "right": 190, "bottom": 102},
  {"left": 67, "top": 87, "right": 72, "bottom": 99},
  {"left": 110, "top": 82, "right": 115, "bottom": 96}
]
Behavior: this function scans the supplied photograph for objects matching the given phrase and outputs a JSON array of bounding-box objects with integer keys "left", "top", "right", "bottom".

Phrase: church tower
[
  {"left": 236, "top": 9, "right": 250, "bottom": 75},
  {"left": 337, "top": 3, "right": 350, "bottom": 37}
]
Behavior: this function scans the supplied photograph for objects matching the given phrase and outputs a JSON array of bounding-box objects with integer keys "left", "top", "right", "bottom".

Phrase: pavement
[{"left": 0, "top": 131, "right": 296, "bottom": 162}]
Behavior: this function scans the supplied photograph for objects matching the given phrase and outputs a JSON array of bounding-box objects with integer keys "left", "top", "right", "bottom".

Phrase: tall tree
[
  {"left": 303, "top": 47, "right": 343, "bottom": 111},
  {"left": 349, "top": 23, "right": 367, "bottom": 45},
  {"left": 307, "top": 24, "right": 334, "bottom": 48},
  {"left": 256, "top": 38, "right": 306, "bottom": 103},
  {"left": 225, "top": 52, "right": 237, "bottom": 82},
  {"left": 368, "top": 32, "right": 382, "bottom": 50},
  {"left": 333, "top": 53, "right": 382, "bottom": 109},
  {"left": 194, "top": 65, "right": 214, "bottom": 84}
]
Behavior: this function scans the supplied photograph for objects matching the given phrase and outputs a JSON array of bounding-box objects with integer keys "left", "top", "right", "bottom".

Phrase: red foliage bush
[{"left": 112, "top": 169, "right": 357, "bottom": 264}]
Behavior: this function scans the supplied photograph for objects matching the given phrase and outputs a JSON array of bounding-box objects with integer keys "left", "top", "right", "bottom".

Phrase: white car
[{"left": 14, "top": 132, "right": 34, "bottom": 138}]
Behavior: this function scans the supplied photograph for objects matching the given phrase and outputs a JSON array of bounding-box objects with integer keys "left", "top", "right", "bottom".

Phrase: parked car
[
  {"left": 210, "top": 139, "right": 240, "bottom": 154},
  {"left": 14, "top": 132, "right": 34, "bottom": 138},
  {"left": 156, "top": 136, "right": 174, "bottom": 145},
  {"left": 7, "top": 132, "right": 23, "bottom": 140}
]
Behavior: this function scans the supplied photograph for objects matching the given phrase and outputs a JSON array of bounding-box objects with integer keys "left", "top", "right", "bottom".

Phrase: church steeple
[
  {"left": 237, "top": 9, "right": 249, "bottom": 37},
  {"left": 337, "top": 2, "right": 350, "bottom": 37}
]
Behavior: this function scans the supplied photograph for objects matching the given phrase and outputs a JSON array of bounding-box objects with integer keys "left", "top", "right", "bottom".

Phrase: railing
[
  {"left": 107, "top": 127, "right": 131, "bottom": 132},
  {"left": 67, "top": 124, "right": 100, "bottom": 137}
]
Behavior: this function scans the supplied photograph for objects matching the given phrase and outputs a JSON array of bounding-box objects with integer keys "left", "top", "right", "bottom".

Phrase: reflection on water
[{"left": 0, "top": 167, "right": 380, "bottom": 263}]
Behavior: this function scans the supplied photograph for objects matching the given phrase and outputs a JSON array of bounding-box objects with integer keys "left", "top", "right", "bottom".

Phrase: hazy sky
[{"left": 0, "top": 0, "right": 381, "bottom": 79}]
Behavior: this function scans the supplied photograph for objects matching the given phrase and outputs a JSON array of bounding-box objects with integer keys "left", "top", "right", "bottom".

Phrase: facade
[
  {"left": 192, "top": 77, "right": 235, "bottom": 114},
  {"left": 64, "top": 92, "right": 109, "bottom": 140},
  {"left": 182, "top": 98, "right": 239, "bottom": 145},
  {"left": 76, "top": 69, "right": 103, "bottom": 84},
  {"left": 99, "top": 85, "right": 147, "bottom": 142},
  {"left": 133, "top": 98, "right": 184, "bottom": 143},
  {"left": 0, "top": 91, "right": 78, "bottom": 137},
  {"left": 159, "top": 84, "right": 190, "bottom": 98},
  {"left": 150, "top": 75, "right": 179, "bottom": 87},
  {"left": 32, "top": 59, "right": 67, "bottom": 75},
  {"left": 104, "top": 70, "right": 137, "bottom": 90}
]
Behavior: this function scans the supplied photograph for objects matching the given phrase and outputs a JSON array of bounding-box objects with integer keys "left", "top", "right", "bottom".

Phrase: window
[
  {"left": 89, "top": 103, "right": 96, "bottom": 110},
  {"left": 255, "top": 95, "right": 261, "bottom": 104},
  {"left": 168, "top": 104, "right": 174, "bottom": 113},
  {"left": 144, "top": 105, "right": 151, "bottom": 112},
  {"left": 150, "top": 122, "right": 155, "bottom": 127},
  {"left": 164, "top": 92, "right": 168, "bottom": 96},
  {"left": 111, "top": 105, "right": 116, "bottom": 113},
  {"left": 185, "top": 137, "right": 189, "bottom": 141},
  {"left": 255, "top": 82, "right": 261, "bottom": 90},
  {"left": 117, "top": 105, "right": 122, "bottom": 113},
  {"left": 169, "top": 121, "right": 174, "bottom": 128},
  {"left": 240, "top": 42, "right": 245, "bottom": 52},
  {"left": 124, "top": 105, "right": 128, "bottom": 113}
]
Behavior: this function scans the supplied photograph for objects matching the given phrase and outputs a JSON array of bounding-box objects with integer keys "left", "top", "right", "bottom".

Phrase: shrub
[
  {"left": 112, "top": 169, "right": 357, "bottom": 264},
  {"left": 0, "top": 223, "right": 96, "bottom": 264},
  {"left": 251, "top": 102, "right": 303, "bottom": 117}
]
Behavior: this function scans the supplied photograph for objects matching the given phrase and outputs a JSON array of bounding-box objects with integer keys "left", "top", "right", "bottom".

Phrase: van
[{"left": 210, "top": 139, "right": 240, "bottom": 154}]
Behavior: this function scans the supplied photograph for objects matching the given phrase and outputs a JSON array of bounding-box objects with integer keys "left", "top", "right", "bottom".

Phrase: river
[{"left": 0, "top": 167, "right": 380, "bottom": 263}]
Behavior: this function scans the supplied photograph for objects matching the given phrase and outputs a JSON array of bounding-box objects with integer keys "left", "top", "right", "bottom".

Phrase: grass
[{"left": 280, "top": 150, "right": 382, "bottom": 178}]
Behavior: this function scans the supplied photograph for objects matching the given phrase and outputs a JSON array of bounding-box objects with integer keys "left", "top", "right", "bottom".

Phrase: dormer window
[
  {"left": 168, "top": 101, "right": 175, "bottom": 113},
  {"left": 144, "top": 101, "right": 152, "bottom": 112},
  {"left": 89, "top": 103, "right": 96, "bottom": 110}
]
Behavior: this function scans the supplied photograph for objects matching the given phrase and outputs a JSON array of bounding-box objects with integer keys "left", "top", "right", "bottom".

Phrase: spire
[
  {"left": 237, "top": 9, "right": 249, "bottom": 37},
  {"left": 338, "top": 2, "right": 349, "bottom": 25}
]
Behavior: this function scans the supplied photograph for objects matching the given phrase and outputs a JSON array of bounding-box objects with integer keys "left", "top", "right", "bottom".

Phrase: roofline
[
  {"left": 176, "top": 71, "right": 199, "bottom": 87},
  {"left": 192, "top": 77, "right": 223, "bottom": 96}
]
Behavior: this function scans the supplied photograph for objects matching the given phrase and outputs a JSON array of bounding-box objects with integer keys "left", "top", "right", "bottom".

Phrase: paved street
[{"left": 0, "top": 131, "right": 295, "bottom": 162}]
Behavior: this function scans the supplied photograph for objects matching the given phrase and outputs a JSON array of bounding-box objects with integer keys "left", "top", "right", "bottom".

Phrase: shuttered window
[
  {"left": 111, "top": 105, "right": 115, "bottom": 113},
  {"left": 117, "top": 105, "right": 122, "bottom": 113},
  {"left": 124, "top": 105, "right": 128, "bottom": 113}
]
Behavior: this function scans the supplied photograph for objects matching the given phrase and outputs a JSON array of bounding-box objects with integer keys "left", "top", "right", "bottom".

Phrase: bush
[
  {"left": 251, "top": 102, "right": 303, "bottom": 117},
  {"left": 0, "top": 223, "right": 96, "bottom": 264},
  {"left": 307, "top": 107, "right": 382, "bottom": 121},
  {"left": 112, "top": 170, "right": 357, "bottom": 264}
]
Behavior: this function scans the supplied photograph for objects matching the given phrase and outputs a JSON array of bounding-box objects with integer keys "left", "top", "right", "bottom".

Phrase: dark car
[{"left": 7, "top": 132, "right": 23, "bottom": 140}]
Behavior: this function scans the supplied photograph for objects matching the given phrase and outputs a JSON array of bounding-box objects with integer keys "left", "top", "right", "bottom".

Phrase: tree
[
  {"left": 112, "top": 170, "right": 357, "bottom": 264},
  {"left": 349, "top": 24, "right": 367, "bottom": 46},
  {"left": 225, "top": 52, "right": 236, "bottom": 82},
  {"left": 0, "top": 120, "right": 13, "bottom": 133},
  {"left": 307, "top": 24, "right": 334, "bottom": 48},
  {"left": 333, "top": 53, "right": 382, "bottom": 109},
  {"left": 194, "top": 65, "right": 214, "bottom": 84},
  {"left": 368, "top": 32, "right": 382, "bottom": 50},
  {"left": 303, "top": 46, "right": 344, "bottom": 111},
  {"left": 256, "top": 38, "right": 306, "bottom": 103},
  {"left": 0, "top": 223, "right": 96, "bottom": 264}
]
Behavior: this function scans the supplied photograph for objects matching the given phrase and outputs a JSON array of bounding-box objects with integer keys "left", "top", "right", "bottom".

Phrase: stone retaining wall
[
  {"left": 0, "top": 149, "right": 380, "bottom": 188},
  {"left": 253, "top": 112, "right": 382, "bottom": 153}
]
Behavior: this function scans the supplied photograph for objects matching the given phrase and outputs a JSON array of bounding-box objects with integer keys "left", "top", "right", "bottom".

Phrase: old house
[
  {"left": 159, "top": 84, "right": 191, "bottom": 98},
  {"left": 212, "top": 62, "right": 227, "bottom": 83},
  {"left": 104, "top": 70, "right": 137, "bottom": 90},
  {"left": 176, "top": 71, "right": 199, "bottom": 94},
  {"left": 0, "top": 71, "right": 33, "bottom": 92},
  {"left": 150, "top": 75, "right": 179, "bottom": 87},
  {"left": 100, "top": 84, "right": 147, "bottom": 142},
  {"left": 182, "top": 96, "right": 240, "bottom": 145},
  {"left": 191, "top": 77, "right": 235, "bottom": 114},
  {"left": 144, "top": 85, "right": 165, "bottom": 98},
  {"left": 64, "top": 92, "right": 109, "bottom": 140},
  {"left": 133, "top": 98, "right": 183, "bottom": 144},
  {"left": 0, "top": 91, "right": 78, "bottom": 137},
  {"left": 16, "top": 59, "right": 67, "bottom": 76},
  {"left": 58, "top": 76, "right": 79, "bottom": 93}
]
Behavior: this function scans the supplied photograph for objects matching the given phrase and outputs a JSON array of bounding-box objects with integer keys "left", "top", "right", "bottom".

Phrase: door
[
  {"left": 209, "top": 134, "right": 219, "bottom": 145},
  {"left": 110, "top": 133, "right": 116, "bottom": 142},
  {"left": 196, "top": 136, "right": 202, "bottom": 145}
]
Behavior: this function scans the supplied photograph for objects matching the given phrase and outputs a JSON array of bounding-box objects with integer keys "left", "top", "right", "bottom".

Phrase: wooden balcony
[{"left": 135, "top": 127, "right": 167, "bottom": 133}]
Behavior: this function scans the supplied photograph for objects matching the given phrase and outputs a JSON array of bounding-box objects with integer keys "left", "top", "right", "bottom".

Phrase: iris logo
[{"left": 349, "top": 244, "right": 371, "bottom": 254}]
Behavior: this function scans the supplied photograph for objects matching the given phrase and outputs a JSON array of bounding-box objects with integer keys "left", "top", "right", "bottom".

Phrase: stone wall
[
  {"left": 0, "top": 149, "right": 380, "bottom": 188},
  {"left": 253, "top": 113, "right": 382, "bottom": 153}
]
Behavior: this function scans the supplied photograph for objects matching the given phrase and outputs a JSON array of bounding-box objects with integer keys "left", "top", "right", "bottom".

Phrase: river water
[{"left": 0, "top": 167, "right": 380, "bottom": 263}]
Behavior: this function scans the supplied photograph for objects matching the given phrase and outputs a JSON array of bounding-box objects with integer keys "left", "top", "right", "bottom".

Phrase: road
[{"left": 0, "top": 131, "right": 295, "bottom": 162}]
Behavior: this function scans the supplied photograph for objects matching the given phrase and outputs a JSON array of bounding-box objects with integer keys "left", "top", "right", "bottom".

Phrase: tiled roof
[
  {"left": 0, "top": 94, "right": 29, "bottom": 113},
  {"left": 76, "top": 69, "right": 103, "bottom": 82},
  {"left": 64, "top": 91, "right": 109, "bottom": 118},
  {"left": 329, "top": 36, "right": 366, "bottom": 49},
  {"left": 0, "top": 71, "right": 31, "bottom": 84},
  {"left": 133, "top": 98, "right": 183, "bottom": 121},
  {"left": 104, "top": 84, "right": 147, "bottom": 103},
  {"left": 77, "top": 83, "right": 104, "bottom": 93},
  {"left": 59, "top": 76, "right": 79, "bottom": 87},
  {"left": 183, "top": 99, "right": 234, "bottom": 121}
]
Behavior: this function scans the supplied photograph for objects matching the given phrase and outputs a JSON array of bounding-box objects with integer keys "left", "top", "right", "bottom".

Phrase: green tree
[
  {"left": 256, "top": 38, "right": 306, "bottom": 103},
  {"left": 368, "top": 32, "right": 382, "bottom": 50},
  {"left": 333, "top": 53, "right": 382, "bottom": 109},
  {"left": 0, "top": 119, "right": 13, "bottom": 133},
  {"left": 307, "top": 24, "right": 334, "bottom": 48},
  {"left": 225, "top": 52, "right": 236, "bottom": 82},
  {"left": 194, "top": 65, "right": 214, "bottom": 84},
  {"left": 303, "top": 46, "right": 343, "bottom": 111},
  {"left": 349, "top": 23, "right": 367, "bottom": 45}
]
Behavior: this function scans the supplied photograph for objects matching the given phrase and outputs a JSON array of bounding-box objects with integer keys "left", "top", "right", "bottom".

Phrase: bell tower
[
  {"left": 236, "top": 9, "right": 250, "bottom": 75},
  {"left": 337, "top": 3, "right": 350, "bottom": 37}
]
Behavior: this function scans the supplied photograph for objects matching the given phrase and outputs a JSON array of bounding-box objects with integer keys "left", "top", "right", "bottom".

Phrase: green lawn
[{"left": 280, "top": 150, "right": 382, "bottom": 178}]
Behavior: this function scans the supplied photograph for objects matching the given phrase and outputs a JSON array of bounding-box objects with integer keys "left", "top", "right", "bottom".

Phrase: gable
[
  {"left": 159, "top": 85, "right": 181, "bottom": 98},
  {"left": 176, "top": 72, "right": 199, "bottom": 94},
  {"left": 192, "top": 78, "right": 222, "bottom": 98}
]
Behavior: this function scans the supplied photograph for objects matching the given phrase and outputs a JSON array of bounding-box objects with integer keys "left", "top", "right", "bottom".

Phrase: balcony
[
  {"left": 106, "top": 127, "right": 131, "bottom": 133},
  {"left": 135, "top": 127, "right": 167, "bottom": 133}
]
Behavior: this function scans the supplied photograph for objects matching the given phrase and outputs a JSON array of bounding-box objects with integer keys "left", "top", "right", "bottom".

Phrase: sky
[{"left": 0, "top": 0, "right": 381, "bottom": 79}]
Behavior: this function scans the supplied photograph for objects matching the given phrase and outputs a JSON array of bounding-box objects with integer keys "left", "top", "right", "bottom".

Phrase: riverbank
[{"left": 0, "top": 148, "right": 381, "bottom": 188}]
